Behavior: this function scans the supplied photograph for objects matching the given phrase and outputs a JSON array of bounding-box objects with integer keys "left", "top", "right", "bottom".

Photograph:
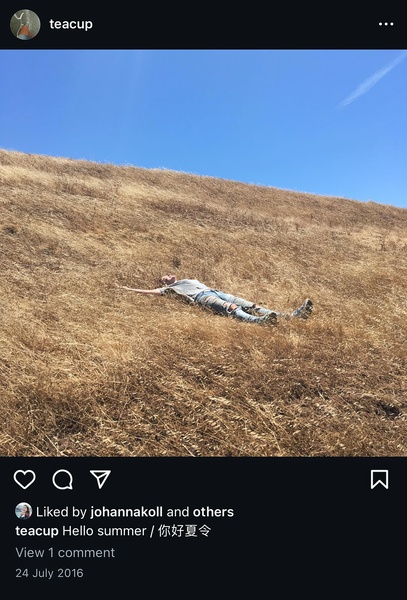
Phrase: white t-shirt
[{"left": 158, "top": 279, "right": 212, "bottom": 299}]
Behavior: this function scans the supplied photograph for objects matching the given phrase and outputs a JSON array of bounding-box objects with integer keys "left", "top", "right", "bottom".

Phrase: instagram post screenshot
[{"left": 1, "top": 3, "right": 406, "bottom": 594}]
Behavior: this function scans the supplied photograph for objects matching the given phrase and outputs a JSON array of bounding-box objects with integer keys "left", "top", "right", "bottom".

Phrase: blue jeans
[{"left": 194, "top": 290, "right": 279, "bottom": 323}]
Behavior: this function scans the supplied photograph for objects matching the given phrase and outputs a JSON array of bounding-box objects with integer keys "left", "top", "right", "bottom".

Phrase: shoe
[
  {"left": 260, "top": 312, "right": 278, "bottom": 325},
  {"left": 242, "top": 303, "right": 258, "bottom": 316},
  {"left": 292, "top": 298, "right": 313, "bottom": 319}
]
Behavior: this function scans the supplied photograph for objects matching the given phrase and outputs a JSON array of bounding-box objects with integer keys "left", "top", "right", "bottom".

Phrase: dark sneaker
[
  {"left": 260, "top": 312, "right": 278, "bottom": 325},
  {"left": 242, "top": 303, "right": 259, "bottom": 315},
  {"left": 292, "top": 299, "right": 313, "bottom": 319}
]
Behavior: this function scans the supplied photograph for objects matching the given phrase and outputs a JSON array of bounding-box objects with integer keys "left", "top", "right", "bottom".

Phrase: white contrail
[{"left": 338, "top": 51, "right": 407, "bottom": 109}]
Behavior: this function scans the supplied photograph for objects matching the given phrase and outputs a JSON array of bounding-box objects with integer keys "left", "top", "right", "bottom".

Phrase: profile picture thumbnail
[
  {"left": 10, "top": 9, "right": 41, "bottom": 40},
  {"left": 15, "top": 502, "right": 33, "bottom": 519}
]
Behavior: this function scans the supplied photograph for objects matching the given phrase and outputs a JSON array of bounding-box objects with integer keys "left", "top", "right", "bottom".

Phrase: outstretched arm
[{"left": 115, "top": 284, "right": 163, "bottom": 296}]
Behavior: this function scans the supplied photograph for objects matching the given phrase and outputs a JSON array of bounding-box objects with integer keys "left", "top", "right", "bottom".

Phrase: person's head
[
  {"left": 160, "top": 274, "right": 177, "bottom": 286},
  {"left": 21, "top": 504, "right": 30, "bottom": 516}
]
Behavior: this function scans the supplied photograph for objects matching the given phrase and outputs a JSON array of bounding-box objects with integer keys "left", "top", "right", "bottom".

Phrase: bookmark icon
[
  {"left": 370, "top": 470, "right": 389, "bottom": 489},
  {"left": 90, "top": 470, "right": 111, "bottom": 489}
]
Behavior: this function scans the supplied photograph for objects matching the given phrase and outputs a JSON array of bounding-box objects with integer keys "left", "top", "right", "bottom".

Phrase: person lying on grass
[{"left": 115, "top": 274, "right": 313, "bottom": 325}]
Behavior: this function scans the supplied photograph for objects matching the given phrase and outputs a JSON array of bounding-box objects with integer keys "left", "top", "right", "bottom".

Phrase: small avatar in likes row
[{"left": 15, "top": 503, "right": 32, "bottom": 519}]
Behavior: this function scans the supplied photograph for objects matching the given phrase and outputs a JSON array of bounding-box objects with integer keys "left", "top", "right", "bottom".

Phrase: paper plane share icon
[{"left": 90, "top": 470, "right": 111, "bottom": 489}]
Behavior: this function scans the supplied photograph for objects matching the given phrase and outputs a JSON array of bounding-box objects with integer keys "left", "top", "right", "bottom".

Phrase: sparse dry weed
[{"left": 0, "top": 149, "right": 406, "bottom": 457}]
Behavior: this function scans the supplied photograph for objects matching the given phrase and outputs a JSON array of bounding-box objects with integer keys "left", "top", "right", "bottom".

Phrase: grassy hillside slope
[{"left": 0, "top": 149, "right": 406, "bottom": 456}]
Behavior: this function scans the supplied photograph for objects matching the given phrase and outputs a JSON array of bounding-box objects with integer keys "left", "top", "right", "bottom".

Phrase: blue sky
[{"left": 1, "top": 49, "right": 406, "bottom": 208}]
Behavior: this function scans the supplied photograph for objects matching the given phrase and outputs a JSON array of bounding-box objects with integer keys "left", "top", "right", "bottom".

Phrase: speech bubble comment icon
[
  {"left": 52, "top": 469, "right": 73, "bottom": 490},
  {"left": 14, "top": 470, "right": 36, "bottom": 489}
]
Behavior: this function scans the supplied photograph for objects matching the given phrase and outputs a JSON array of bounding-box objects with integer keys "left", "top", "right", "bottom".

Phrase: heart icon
[{"left": 14, "top": 470, "right": 36, "bottom": 489}]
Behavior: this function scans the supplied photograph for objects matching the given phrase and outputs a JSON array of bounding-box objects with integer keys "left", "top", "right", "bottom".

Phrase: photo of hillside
[{"left": 1, "top": 149, "right": 406, "bottom": 457}]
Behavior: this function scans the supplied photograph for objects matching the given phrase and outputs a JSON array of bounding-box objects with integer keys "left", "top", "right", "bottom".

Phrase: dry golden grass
[{"left": 0, "top": 148, "right": 406, "bottom": 457}]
